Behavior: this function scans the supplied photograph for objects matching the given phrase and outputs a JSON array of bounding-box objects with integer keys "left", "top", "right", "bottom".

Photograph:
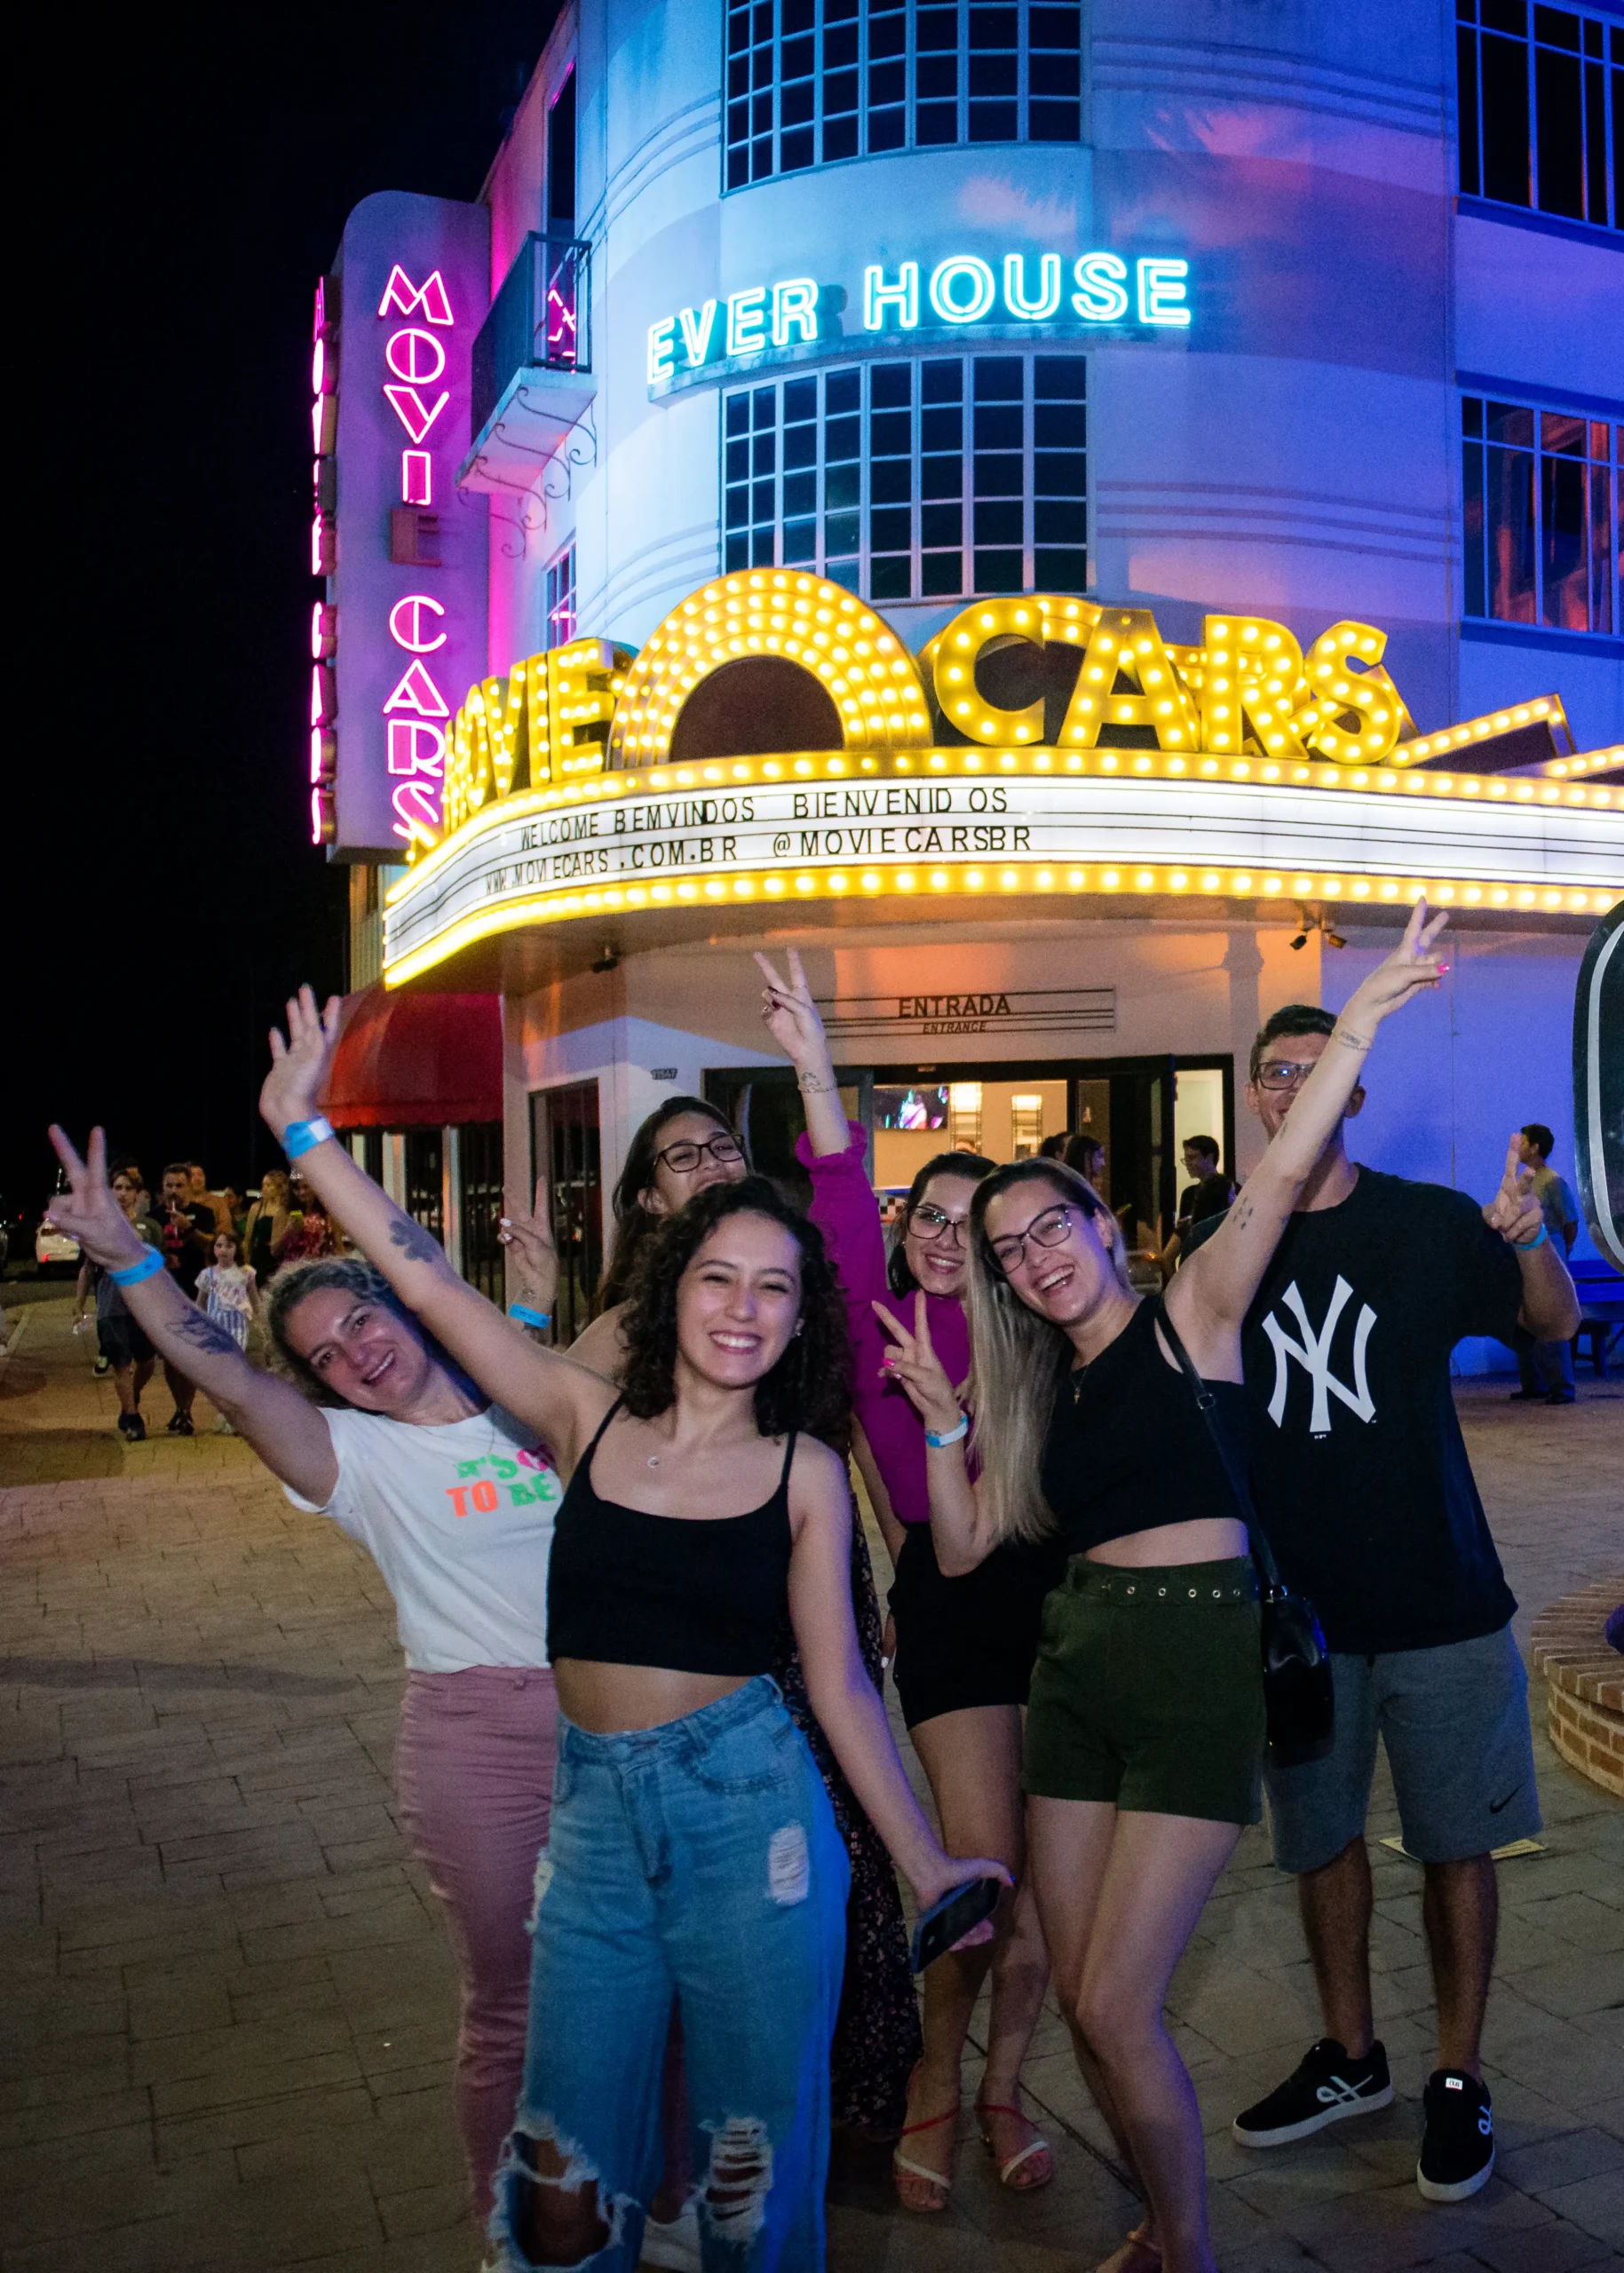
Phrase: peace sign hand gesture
[
  {"left": 874, "top": 1294, "right": 965, "bottom": 1441},
  {"left": 1341, "top": 897, "right": 1451, "bottom": 1033},
  {"left": 1483, "top": 1132, "right": 1544, "bottom": 1247},
  {"left": 753, "top": 947, "right": 829, "bottom": 1071},
  {"left": 499, "top": 1176, "right": 560, "bottom": 1316},
  {"left": 45, "top": 1125, "right": 149, "bottom": 1272}
]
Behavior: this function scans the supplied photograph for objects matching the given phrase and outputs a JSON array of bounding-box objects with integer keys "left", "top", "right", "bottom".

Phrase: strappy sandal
[
  {"left": 1093, "top": 2222, "right": 1161, "bottom": 2273},
  {"left": 891, "top": 2066, "right": 959, "bottom": 2212},
  {"left": 973, "top": 2093, "right": 1055, "bottom": 2191}
]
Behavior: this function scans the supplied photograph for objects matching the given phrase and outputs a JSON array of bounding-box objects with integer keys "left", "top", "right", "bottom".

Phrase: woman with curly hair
[
  {"left": 43, "top": 1147, "right": 564, "bottom": 2230},
  {"left": 245, "top": 989, "right": 1006, "bottom": 2273}
]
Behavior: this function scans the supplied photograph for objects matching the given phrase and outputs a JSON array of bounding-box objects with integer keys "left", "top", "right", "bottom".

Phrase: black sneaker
[
  {"left": 92, "top": 1356, "right": 112, "bottom": 1377},
  {"left": 1233, "top": 2038, "right": 1393, "bottom": 2147},
  {"left": 166, "top": 1412, "right": 194, "bottom": 1437},
  {"left": 1417, "top": 2070, "right": 1493, "bottom": 2201},
  {"left": 116, "top": 1412, "right": 147, "bottom": 1443}
]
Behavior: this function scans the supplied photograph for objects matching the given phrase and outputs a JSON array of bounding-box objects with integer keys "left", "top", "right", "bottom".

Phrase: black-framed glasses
[
  {"left": 988, "top": 1203, "right": 1080, "bottom": 1275},
  {"left": 655, "top": 1133, "right": 744, "bottom": 1174},
  {"left": 1255, "top": 1059, "right": 1319, "bottom": 1092},
  {"left": 908, "top": 1201, "right": 970, "bottom": 1245}
]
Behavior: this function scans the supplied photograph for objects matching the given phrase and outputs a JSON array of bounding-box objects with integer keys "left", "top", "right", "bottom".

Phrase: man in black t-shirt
[{"left": 1187, "top": 1003, "right": 1579, "bottom": 2206}]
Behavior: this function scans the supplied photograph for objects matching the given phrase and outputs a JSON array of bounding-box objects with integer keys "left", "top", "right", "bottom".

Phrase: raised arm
[
  {"left": 788, "top": 1439, "right": 1008, "bottom": 1911},
  {"left": 872, "top": 1296, "right": 996, "bottom": 1574},
  {"left": 1171, "top": 899, "right": 1449, "bottom": 1356},
  {"left": 259, "top": 990, "right": 614, "bottom": 1471},
  {"left": 45, "top": 1126, "right": 338, "bottom": 1503},
  {"left": 755, "top": 947, "right": 849, "bottom": 1157}
]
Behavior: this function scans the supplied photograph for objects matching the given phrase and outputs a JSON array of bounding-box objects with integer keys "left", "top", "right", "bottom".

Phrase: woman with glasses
[
  {"left": 534, "top": 1093, "right": 922, "bottom": 2158},
  {"left": 875, "top": 904, "right": 1449, "bottom": 2273},
  {"left": 755, "top": 949, "right": 1062, "bottom": 2213}
]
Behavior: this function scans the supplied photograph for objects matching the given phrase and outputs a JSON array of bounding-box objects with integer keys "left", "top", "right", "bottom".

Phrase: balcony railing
[{"left": 470, "top": 234, "right": 590, "bottom": 440}]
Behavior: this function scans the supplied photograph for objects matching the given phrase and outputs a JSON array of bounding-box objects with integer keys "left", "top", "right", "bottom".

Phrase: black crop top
[
  {"left": 546, "top": 1402, "right": 796, "bottom": 1675},
  {"left": 1040, "top": 1300, "right": 1248, "bottom": 1554}
]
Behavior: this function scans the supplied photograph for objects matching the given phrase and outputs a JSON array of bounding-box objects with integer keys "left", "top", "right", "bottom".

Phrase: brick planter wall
[{"left": 1531, "top": 1577, "right": 1624, "bottom": 1800}]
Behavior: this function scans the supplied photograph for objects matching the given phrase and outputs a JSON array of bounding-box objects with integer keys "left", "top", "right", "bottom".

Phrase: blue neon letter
[
  {"left": 1003, "top": 252, "right": 1063, "bottom": 321},
  {"left": 863, "top": 262, "right": 919, "bottom": 331},
  {"left": 726, "top": 287, "right": 769, "bottom": 355},
  {"left": 1072, "top": 253, "right": 1129, "bottom": 322},
  {"left": 646, "top": 317, "right": 677, "bottom": 384},
  {"left": 1137, "top": 257, "right": 1191, "bottom": 327},
  {"left": 929, "top": 256, "right": 995, "bottom": 323},
  {"left": 772, "top": 277, "right": 820, "bottom": 346}
]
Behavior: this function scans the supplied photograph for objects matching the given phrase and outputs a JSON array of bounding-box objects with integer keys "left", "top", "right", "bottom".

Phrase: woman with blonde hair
[{"left": 875, "top": 904, "right": 1450, "bottom": 2273}]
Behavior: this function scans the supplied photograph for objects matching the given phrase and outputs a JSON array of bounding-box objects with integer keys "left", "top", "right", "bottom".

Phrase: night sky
[{"left": 10, "top": 3, "right": 559, "bottom": 1233}]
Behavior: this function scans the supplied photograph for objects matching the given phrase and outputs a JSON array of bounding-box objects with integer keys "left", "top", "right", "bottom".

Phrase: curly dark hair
[{"left": 619, "top": 1176, "right": 851, "bottom": 1449}]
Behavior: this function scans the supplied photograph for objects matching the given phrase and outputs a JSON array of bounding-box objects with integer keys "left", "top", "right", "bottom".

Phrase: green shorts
[{"left": 1024, "top": 1557, "right": 1265, "bottom": 1825}]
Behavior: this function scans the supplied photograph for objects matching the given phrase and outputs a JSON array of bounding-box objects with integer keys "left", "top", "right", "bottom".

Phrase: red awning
[{"left": 321, "top": 984, "right": 503, "bottom": 1130}]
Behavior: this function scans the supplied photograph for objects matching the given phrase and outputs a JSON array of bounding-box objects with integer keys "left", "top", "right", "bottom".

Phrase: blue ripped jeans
[{"left": 490, "top": 1677, "right": 849, "bottom": 2273}]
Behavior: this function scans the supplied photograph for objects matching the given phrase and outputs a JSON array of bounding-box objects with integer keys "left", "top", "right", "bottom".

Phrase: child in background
[{"left": 194, "top": 1229, "right": 259, "bottom": 1431}]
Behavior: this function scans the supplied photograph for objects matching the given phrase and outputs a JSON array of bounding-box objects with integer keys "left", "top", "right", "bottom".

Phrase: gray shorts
[{"left": 1264, "top": 1625, "right": 1541, "bottom": 1874}]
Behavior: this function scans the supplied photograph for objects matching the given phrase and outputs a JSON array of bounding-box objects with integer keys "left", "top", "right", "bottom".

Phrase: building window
[
  {"left": 725, "top": 0, "right": 1082, "bottom": 189},
  {"left": 1456, "top": 1, "right": 1620, "bottom": 230},
  {"left": 723, "top": 353, "right": 1086, "bottom": 598},
  {"left": 545, "top": 543, "right": 577, "bottom": 643},
  {"left": 1462, "top": 395, "right": 1620, "bottom": 631}
]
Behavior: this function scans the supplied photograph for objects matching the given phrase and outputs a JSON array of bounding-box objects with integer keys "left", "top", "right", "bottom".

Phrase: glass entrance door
[{"left": 529, "top": 1081, "right": 602, "bottom": 1346}]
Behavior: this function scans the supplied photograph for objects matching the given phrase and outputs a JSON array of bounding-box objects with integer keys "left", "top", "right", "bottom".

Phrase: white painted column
[{"left": 441, "top": 1125, "right": 463, "bottom": 1277}]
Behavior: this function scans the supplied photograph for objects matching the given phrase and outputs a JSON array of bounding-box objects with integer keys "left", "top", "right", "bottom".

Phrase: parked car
[{"left": 35, "top": 1170, "right": 79, "bottom": 1273}]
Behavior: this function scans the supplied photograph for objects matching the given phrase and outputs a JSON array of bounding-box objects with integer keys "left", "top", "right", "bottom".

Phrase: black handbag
[{"left": 1153, "top": 1301, "right": 1335, "bottom": 1769}]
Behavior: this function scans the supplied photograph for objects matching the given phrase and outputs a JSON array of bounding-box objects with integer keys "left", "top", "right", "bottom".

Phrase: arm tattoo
[
  {"left": 797, "top": 1071, "right": 837, "bottom": 1094},
  {"left": 388, "top": 1215, "right": 441, "bottom": 1264},
  {"left": 1331, "top": 1024, "right": 1372, "bottom": 1052},
  {"left": 175, "top": 1311, "right": 242, "bottom": 1361}
]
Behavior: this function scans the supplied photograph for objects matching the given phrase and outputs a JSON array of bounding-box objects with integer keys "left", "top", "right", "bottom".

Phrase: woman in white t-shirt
[{"left": 43, "top": 1129, "right": 560, "bottom": 2228}]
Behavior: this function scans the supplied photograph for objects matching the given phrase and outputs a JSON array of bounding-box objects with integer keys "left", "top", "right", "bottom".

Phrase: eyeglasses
[
  {"left": 988, "top": 1203, "right": 1081, "bottom": 1276},
  {"left": 908, "top": 1201, "right": 970, "bottom": 1245},
  {"left": 1255, "top": 1059, "right": 1319, "bottom": 1091},
  {"left": 655, "top": 1133, "right": 744, "bottom": 1175}
]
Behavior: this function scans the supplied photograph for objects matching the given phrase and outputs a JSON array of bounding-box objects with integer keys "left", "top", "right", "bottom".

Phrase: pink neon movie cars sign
[{"left": 317, "top": 192, "right": 489, "bottom": 858}]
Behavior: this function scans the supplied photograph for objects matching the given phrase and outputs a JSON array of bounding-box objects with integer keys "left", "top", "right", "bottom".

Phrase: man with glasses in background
[{"left": 1183, "top": 1002, "right": 1579, "bottom": 2205}]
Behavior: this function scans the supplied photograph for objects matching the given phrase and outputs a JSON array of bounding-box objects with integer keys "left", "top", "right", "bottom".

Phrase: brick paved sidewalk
[{"left": 2, "top": 1297, "right": 1620, "bottom": 2272}]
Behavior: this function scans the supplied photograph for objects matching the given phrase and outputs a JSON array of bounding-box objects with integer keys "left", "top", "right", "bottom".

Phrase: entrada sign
[{"left": 647, "top": 251, "right": 1192, "bottom": 388}]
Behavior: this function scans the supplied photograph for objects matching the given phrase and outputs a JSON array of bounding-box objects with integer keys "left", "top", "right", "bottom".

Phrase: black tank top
[
  {"left": 1040, "top": 1300, "right": 1248, "bottom": 1555},
  {"left": 546, "top": 1402, "right": 797, "bottom": 1675}
]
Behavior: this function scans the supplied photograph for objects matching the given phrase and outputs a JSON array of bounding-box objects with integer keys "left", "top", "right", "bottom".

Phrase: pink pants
[{"left": 394, "top": 1665, "right": 558, "bottom": 2221}]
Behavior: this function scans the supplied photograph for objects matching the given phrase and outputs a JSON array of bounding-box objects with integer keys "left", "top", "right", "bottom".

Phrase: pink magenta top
[{"left": 796, "top": 1121, "right": 971, "bottom": 1527}]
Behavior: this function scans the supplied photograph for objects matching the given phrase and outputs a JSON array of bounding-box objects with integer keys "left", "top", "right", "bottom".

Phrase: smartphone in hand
[{"left": 909, "top": 1875, "right": 1002, "bottom": 1972}]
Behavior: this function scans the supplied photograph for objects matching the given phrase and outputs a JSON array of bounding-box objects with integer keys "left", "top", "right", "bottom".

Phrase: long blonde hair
[{"left": 964, "top": 1160, "right": 1136, "bottom": 1546}]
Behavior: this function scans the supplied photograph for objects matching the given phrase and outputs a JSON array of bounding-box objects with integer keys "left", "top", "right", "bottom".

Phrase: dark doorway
[
  {"left": 457, "top": 1122, "right": 505, "bottom": 1303},
  {"left": 702, "top": 1066, "right": 870, "bottom": 1207},
  {"left": 401, "top": 1129, "right": 444, "bottom": 1243},
  {"left": 530, "top": 1081, "right": 601, "bottom": 1346}
]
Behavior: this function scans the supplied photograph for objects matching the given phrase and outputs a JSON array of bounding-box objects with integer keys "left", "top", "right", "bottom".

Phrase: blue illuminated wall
[{"left": 480, "top": 0, "right": 1622, "bottom": 750}]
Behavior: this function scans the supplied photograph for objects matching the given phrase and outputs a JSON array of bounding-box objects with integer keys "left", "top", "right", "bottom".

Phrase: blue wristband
[
  {"left": 110, "top": 1246, "right": 165, "bottom": 1289},
  {"left": 510, "top": 1304, "right": 552, "bottom": 1330},
  {"left": 1513, "top": 1224, "right": 1548, "bottom": 1251},
  {"left": 924, "top": 1413, "right": 970, "bottom": 1449},
  {"left": 283, "top": 1115, "right": 335, "bottom": 1160}
]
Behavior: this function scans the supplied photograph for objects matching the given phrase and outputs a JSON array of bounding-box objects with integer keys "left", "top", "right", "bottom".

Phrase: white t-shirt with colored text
[{"left": 285, "top": 1404, "right": 559, "bottom": 1672}]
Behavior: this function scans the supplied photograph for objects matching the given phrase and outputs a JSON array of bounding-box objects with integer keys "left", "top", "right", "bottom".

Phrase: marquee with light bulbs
[{"left": 382, "top": 571, "right": 1622, "bottom": 988}]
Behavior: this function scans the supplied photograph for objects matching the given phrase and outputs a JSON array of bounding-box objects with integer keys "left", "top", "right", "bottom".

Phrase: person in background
[
  {"left": 1038, "top": 1133, "right": 1071, "bottom": 1162},
  {"left": 533, "top": 1097, "right": 923, "bottom": 2164},
  {"left": 1159, "top": 1137, "right": 1236, "bottom": 1279},
  {"left": 251, "top": 990, "right": 1008, "bottom": 2273},
  {"left": 194, "top": 1228, "right": 260, "bottom": 1434},
  {"left": 882, "top": 904, "right": 1455, "bottom": 2273},
  {"left": 220, "top": 1185, "right": 249, "bottom": 1239},
  {"left": 246, "top": 1168, "right": 293, "bottom": 1283},
  {"left": 757, "top": 948, "right": 1059, "bottom": 2214},
  {"left": 158, "top": 1160, "right": 215, "bottom": 1435},
  {"left": 47, "top": 1127, "right": 566, "bottom": 2229},
  {"left": 574, "top": 1098, "right": 748, "bottom": 1371},
  {"left": 1510, "top": 1122, "right": 1580, "bottom": 1406},
  {"left": 187, "top": 1162, "right": 233, "bottom": 1234},
  {"left": 279, "top": 1183, "right": 337, "bottom": 1265},
  {"left": 1184, "top": 1003, "right": 1580, "bottom": 2206},
  {"left": 73, "top": 1156, "right": 160, "bottom": 1440},
  {"left": 1064, "top": 1133, "right": 1105, "bottom": 1189}
]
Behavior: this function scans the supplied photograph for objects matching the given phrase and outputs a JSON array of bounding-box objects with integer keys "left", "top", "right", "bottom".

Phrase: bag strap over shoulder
[{"left": 1151, "top": 1297, "right": 1284, "bottom": 1595}]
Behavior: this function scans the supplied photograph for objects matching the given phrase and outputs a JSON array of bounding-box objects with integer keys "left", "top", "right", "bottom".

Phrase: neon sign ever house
[{"left": 647, "top": 251, "right": 1192, "bottom": 386}]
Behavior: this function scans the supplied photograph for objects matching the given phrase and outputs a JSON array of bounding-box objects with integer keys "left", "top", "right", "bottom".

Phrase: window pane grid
[
  {"left": 1461, "top": 392, "right": 1620, "bottom": 632},
  {"left": 544, "top": 543, "right": 577, "bottom": 642},
  {"left": 722, "top": 354, "right": 1087, "bottom": 599},
  {"left": 1455, "top": 0, "right": 1620, "bottom": 229},
  {"left": 725, "top": 0, "right": 1082, "bottom": 186}
]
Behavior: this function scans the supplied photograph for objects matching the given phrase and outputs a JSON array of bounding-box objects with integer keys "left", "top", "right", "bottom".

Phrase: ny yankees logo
[{"left": 1263, "top": 1277, "right": 1376, "bottom": 1437}]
